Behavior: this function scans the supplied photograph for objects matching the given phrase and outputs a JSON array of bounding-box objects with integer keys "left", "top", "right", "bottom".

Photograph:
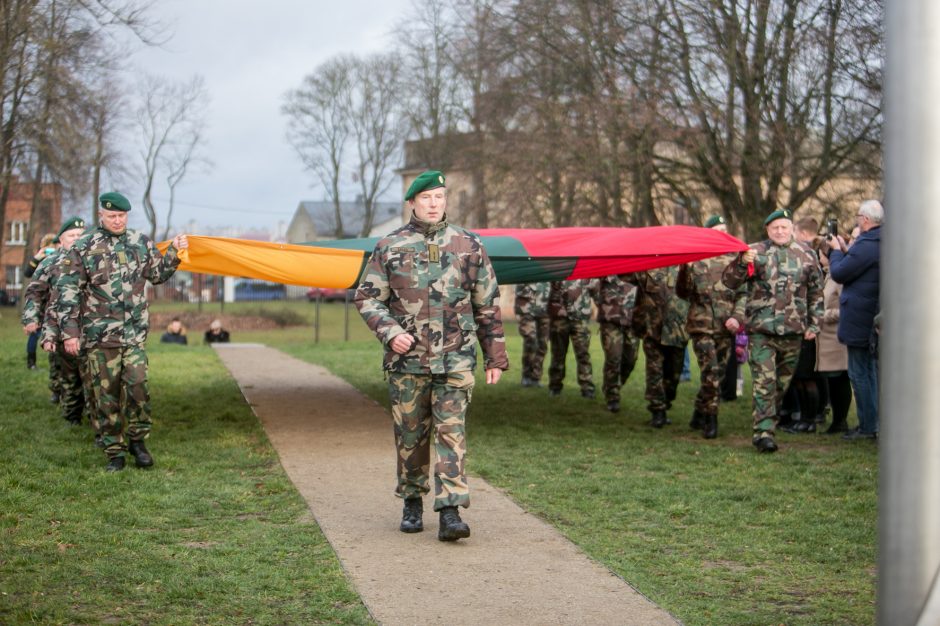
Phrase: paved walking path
[{"left": 213, "top": 343, "right": 679, "bottom": 626}]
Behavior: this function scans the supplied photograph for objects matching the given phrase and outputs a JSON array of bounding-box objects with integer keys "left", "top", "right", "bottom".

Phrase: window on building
[
  {"left": 7, "top": 220, "right": 27, "bottom": 244},
  {"left": 5, "top": 265, "right": 20, "bottom": 290}
]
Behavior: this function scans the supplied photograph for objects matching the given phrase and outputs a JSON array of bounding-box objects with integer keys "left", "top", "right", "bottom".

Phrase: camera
[
  {"left": 825, "top": 218, "right": 838, "bottom": 239},
  {"left": 44, "top": 247, "right": 55, "bottom": 255}
]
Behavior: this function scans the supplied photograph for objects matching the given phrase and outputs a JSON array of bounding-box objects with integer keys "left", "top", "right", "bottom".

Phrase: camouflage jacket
[
  {"left": 548, "top": 279, "right": 596, "bottom": 321},
  {"left": 633, "top": 266, "right": 690, "bottom": 347},
  {"left": 722, "top": 238, "right": 823, "bottom": 337},
  {"left": 677, "top": 253, "right": 744, "bottom": 335},
  {"left": 354, "top": 214, "right": 509, "bottom": 374},
  {"left": 594, "top": 274, "right": 638, "bottom": 327},
  {"left": 58, "top": 227, "right": 181, "bottom": 348},
  {"left": 21, "top": 249, "right": 65, "bottom": 328},
  {"left": 513, "top": 281, "right": 551, "bottom": 318}
]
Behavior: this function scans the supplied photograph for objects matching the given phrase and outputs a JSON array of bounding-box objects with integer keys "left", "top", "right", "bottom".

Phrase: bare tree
[
  {"left": 135, "top": 73, "right": 209, "bottom": 240},
  {"left": 283, "top": 55, "right": 354, "bottom": 238},
  {"left": 348, "top": 53, "right": 408, "bottom": 237},
  {"left": 0, "top": 0, "right": 163, "bottom": 273},
  {"left": 0, "top": 0, "right": 40, "bottom": 271},
  {"left": 659, "top": 0, "right": 883, "bottom": 237},
  {"left": 448, "top": 0, "right": 514, "bottom": 229},
  {"left": 161, "top": 124, "right": 209, "bottom": 239},
  {"left": 86, "top": 80, "right": 129, "bottom": 226},
  {"left": 395, "top": 0, "right": 464, "bottom": 171}
]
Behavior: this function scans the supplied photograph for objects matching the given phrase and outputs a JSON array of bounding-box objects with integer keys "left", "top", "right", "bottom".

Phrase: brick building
[{"left": 2, "top": 177, "right": 62, "bottom": 290}]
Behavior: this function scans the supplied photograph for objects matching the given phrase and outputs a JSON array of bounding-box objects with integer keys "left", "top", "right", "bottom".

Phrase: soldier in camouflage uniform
[
  {"left": 547, "top": 279, "right": 597, "bottom": 399},
  {"left": 676, "top": 216, "right": 743, "bottom": 438},
  {"left": 722, "top": 209, "right": 823, "bottom": 453},
  {"left": 633, "top": 266, "right": 690, "bottom": 427},
  {"left": 22, "top": 218, "right": 87, "bottom": 425},
  {"left": 23, "top": 233, "right": 61, "bottom": 397},
  {"left": 514, "top": 281, "right": 551, "bottom": 387},
  {"left": 594, "top": 274, "right": 639, "bottom": 412},
  {"left": 355, "top": 170, "right": 509, "bottom": 542},
  {"left": 58, "top": 192, "right": 188, "bottom": 471}
]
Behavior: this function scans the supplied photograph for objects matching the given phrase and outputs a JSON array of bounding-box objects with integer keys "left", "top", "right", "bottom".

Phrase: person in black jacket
[
  {"left": 160, "top": 318, "right": 188, "bottom": 345},
  {"left": 204, "top": 319, "right": 230, "bottom": 344},
  {"left": 827, "top": 199, "right": 882, "bottom": 440}
]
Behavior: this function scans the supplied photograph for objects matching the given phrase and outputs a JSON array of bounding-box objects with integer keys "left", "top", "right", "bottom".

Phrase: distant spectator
[
  {"left": 815, "top": 249, "right": 853, "bottom": 434},
  {"left": 160, "top": 318, "right": 188, "bottom": 345},
  {"left": 204, "top": 319, "right": 230, "bottom": 344},
  {"left": 828, "top": 199, "right": 882, "bottom": 441}
]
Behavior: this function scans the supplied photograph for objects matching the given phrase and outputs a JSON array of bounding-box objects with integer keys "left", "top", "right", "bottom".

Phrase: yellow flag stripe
[{"left": 157, "top": 235, "right": 366, "bottom": 288}]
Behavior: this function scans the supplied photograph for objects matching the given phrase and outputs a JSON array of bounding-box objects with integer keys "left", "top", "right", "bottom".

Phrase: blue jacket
[{"left": 829, "top": 226, "right": 881, "bottom": 347}]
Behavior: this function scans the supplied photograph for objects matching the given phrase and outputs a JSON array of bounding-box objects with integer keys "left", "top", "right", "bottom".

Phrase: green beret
[
  {"left": 99, "top": 191, "right": 131, "bottom": 212},
  {"left": 704, "top": 215, "right": 725, "bottom": 228},
  {"left": 763, "top": 208, "right": 792, "bottom": 227},
  {"left": 57, "top": 216, "right": 86, "bottom": 238},
  {"left": 404, "top": 170, "right": 446, "bottom": 201}
]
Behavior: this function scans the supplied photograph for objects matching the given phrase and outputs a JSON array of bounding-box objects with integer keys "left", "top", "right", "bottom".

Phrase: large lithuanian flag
[{"left": 158, "top": 226, "right": 748, "bottom": 287}]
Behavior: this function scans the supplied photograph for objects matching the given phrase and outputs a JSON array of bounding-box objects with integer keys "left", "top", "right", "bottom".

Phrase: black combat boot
[
  {"left": 689, "top": 409, "right": 705, "bottom": 430},
  {"left": 438, "top": 506, "right": 470, "bottom": 542},
  {"left": 128, "top": 439, "right": 154, "bottom": 468},
  {"left": 399, "top": 497, "right": 423, "bottom": 533},
  {"left": 703, "top": 414, "right": 718, "bottom": 439},
  {"left": 606, "top": 400, "right": 620, "bottom": 413},
  {"left": 106, "top": 456, "right": 126, "bottom": 472},
  {"left": 752, "top": 432, "right": 778, "bottom": 453},
  {"left": 650, "top": 410, "right": 670, "bottom": 428}
]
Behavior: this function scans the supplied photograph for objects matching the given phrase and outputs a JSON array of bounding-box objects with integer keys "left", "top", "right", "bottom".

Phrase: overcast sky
[{"left": 117, "top": 0, "right": 411, "bottom": 235}]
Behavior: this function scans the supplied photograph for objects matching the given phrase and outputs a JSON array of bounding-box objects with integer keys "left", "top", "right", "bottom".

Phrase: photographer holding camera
[{"left": 826, "top": 199, "right": 883, "bottom": 441}]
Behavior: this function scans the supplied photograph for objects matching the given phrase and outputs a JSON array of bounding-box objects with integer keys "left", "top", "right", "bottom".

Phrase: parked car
[
  {"left": 0, "top": 289, "right": 17, "bottom": 306},
  {"left": 234, "top": 280, "right": 286, "bottom": 301},
  {"left": 306, "top": 287, "right": 354, "bottom": 302}
]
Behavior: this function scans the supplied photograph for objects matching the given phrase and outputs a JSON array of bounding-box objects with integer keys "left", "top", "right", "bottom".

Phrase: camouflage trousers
[
  {"left": 690, "top": 332, "right": 734, "bottom": 415},
  {"left": 518, "top": 314, "right": 550, "bottom": 383},
  {"left": 548, "top": 318, "right": 594, "bottom": 394},
  {"left": 388, "top": 370, "right": 474, "bottom": 511},
  {"left": 53, "top": 347, "right": 85, "bottom": 424},
  {"left": 643, "top": 338, "right": 685, "bottom": 412},
  {"left": 86, "top": 346, "right": 152, "bottom": 459},
  {"left": 48, "top": 350, "right": 61, "bottom": 396},
  {"left": 80, "top": 351, "right": 98, "bottom": 434},
  {"left": 748, "top": 333, "right": 802, "bottom": 433},
  {"left": 599, "top": 322, "right": 639, "bottom": 403}
]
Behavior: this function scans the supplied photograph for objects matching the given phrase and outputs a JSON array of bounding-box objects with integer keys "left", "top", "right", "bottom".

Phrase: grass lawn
[
  {"left": 0, "top": 310, "right": 371, "bottom": 625},
  {"left": 0, "top": 300, "right": 877, "bottom": 625},
  {"left": 245, "top": 303, "right": 878, "bottom": 626}
]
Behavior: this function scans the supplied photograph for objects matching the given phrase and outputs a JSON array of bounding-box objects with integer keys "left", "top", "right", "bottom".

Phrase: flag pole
[{"left": 881, "top": 3, "right": 940, "bottom": 624}]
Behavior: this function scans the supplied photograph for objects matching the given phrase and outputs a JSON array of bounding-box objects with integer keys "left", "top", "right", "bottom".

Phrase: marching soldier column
[
  {"left": 21, "top": 217, "right": 88, "bottom": 426},
  {"left": 57, "top": 192, "right": 189, "bottom": 471},
  {"left": 677, "top": 216, "right": 744, "bottom": 439},
  {"left": 595, "top": 274, "right": 640, "bottom": 413}
]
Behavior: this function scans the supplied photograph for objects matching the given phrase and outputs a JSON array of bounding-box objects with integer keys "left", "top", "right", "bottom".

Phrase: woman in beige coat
[{"left": 817, "top": 249, "right": 853, "bottom": 433}]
